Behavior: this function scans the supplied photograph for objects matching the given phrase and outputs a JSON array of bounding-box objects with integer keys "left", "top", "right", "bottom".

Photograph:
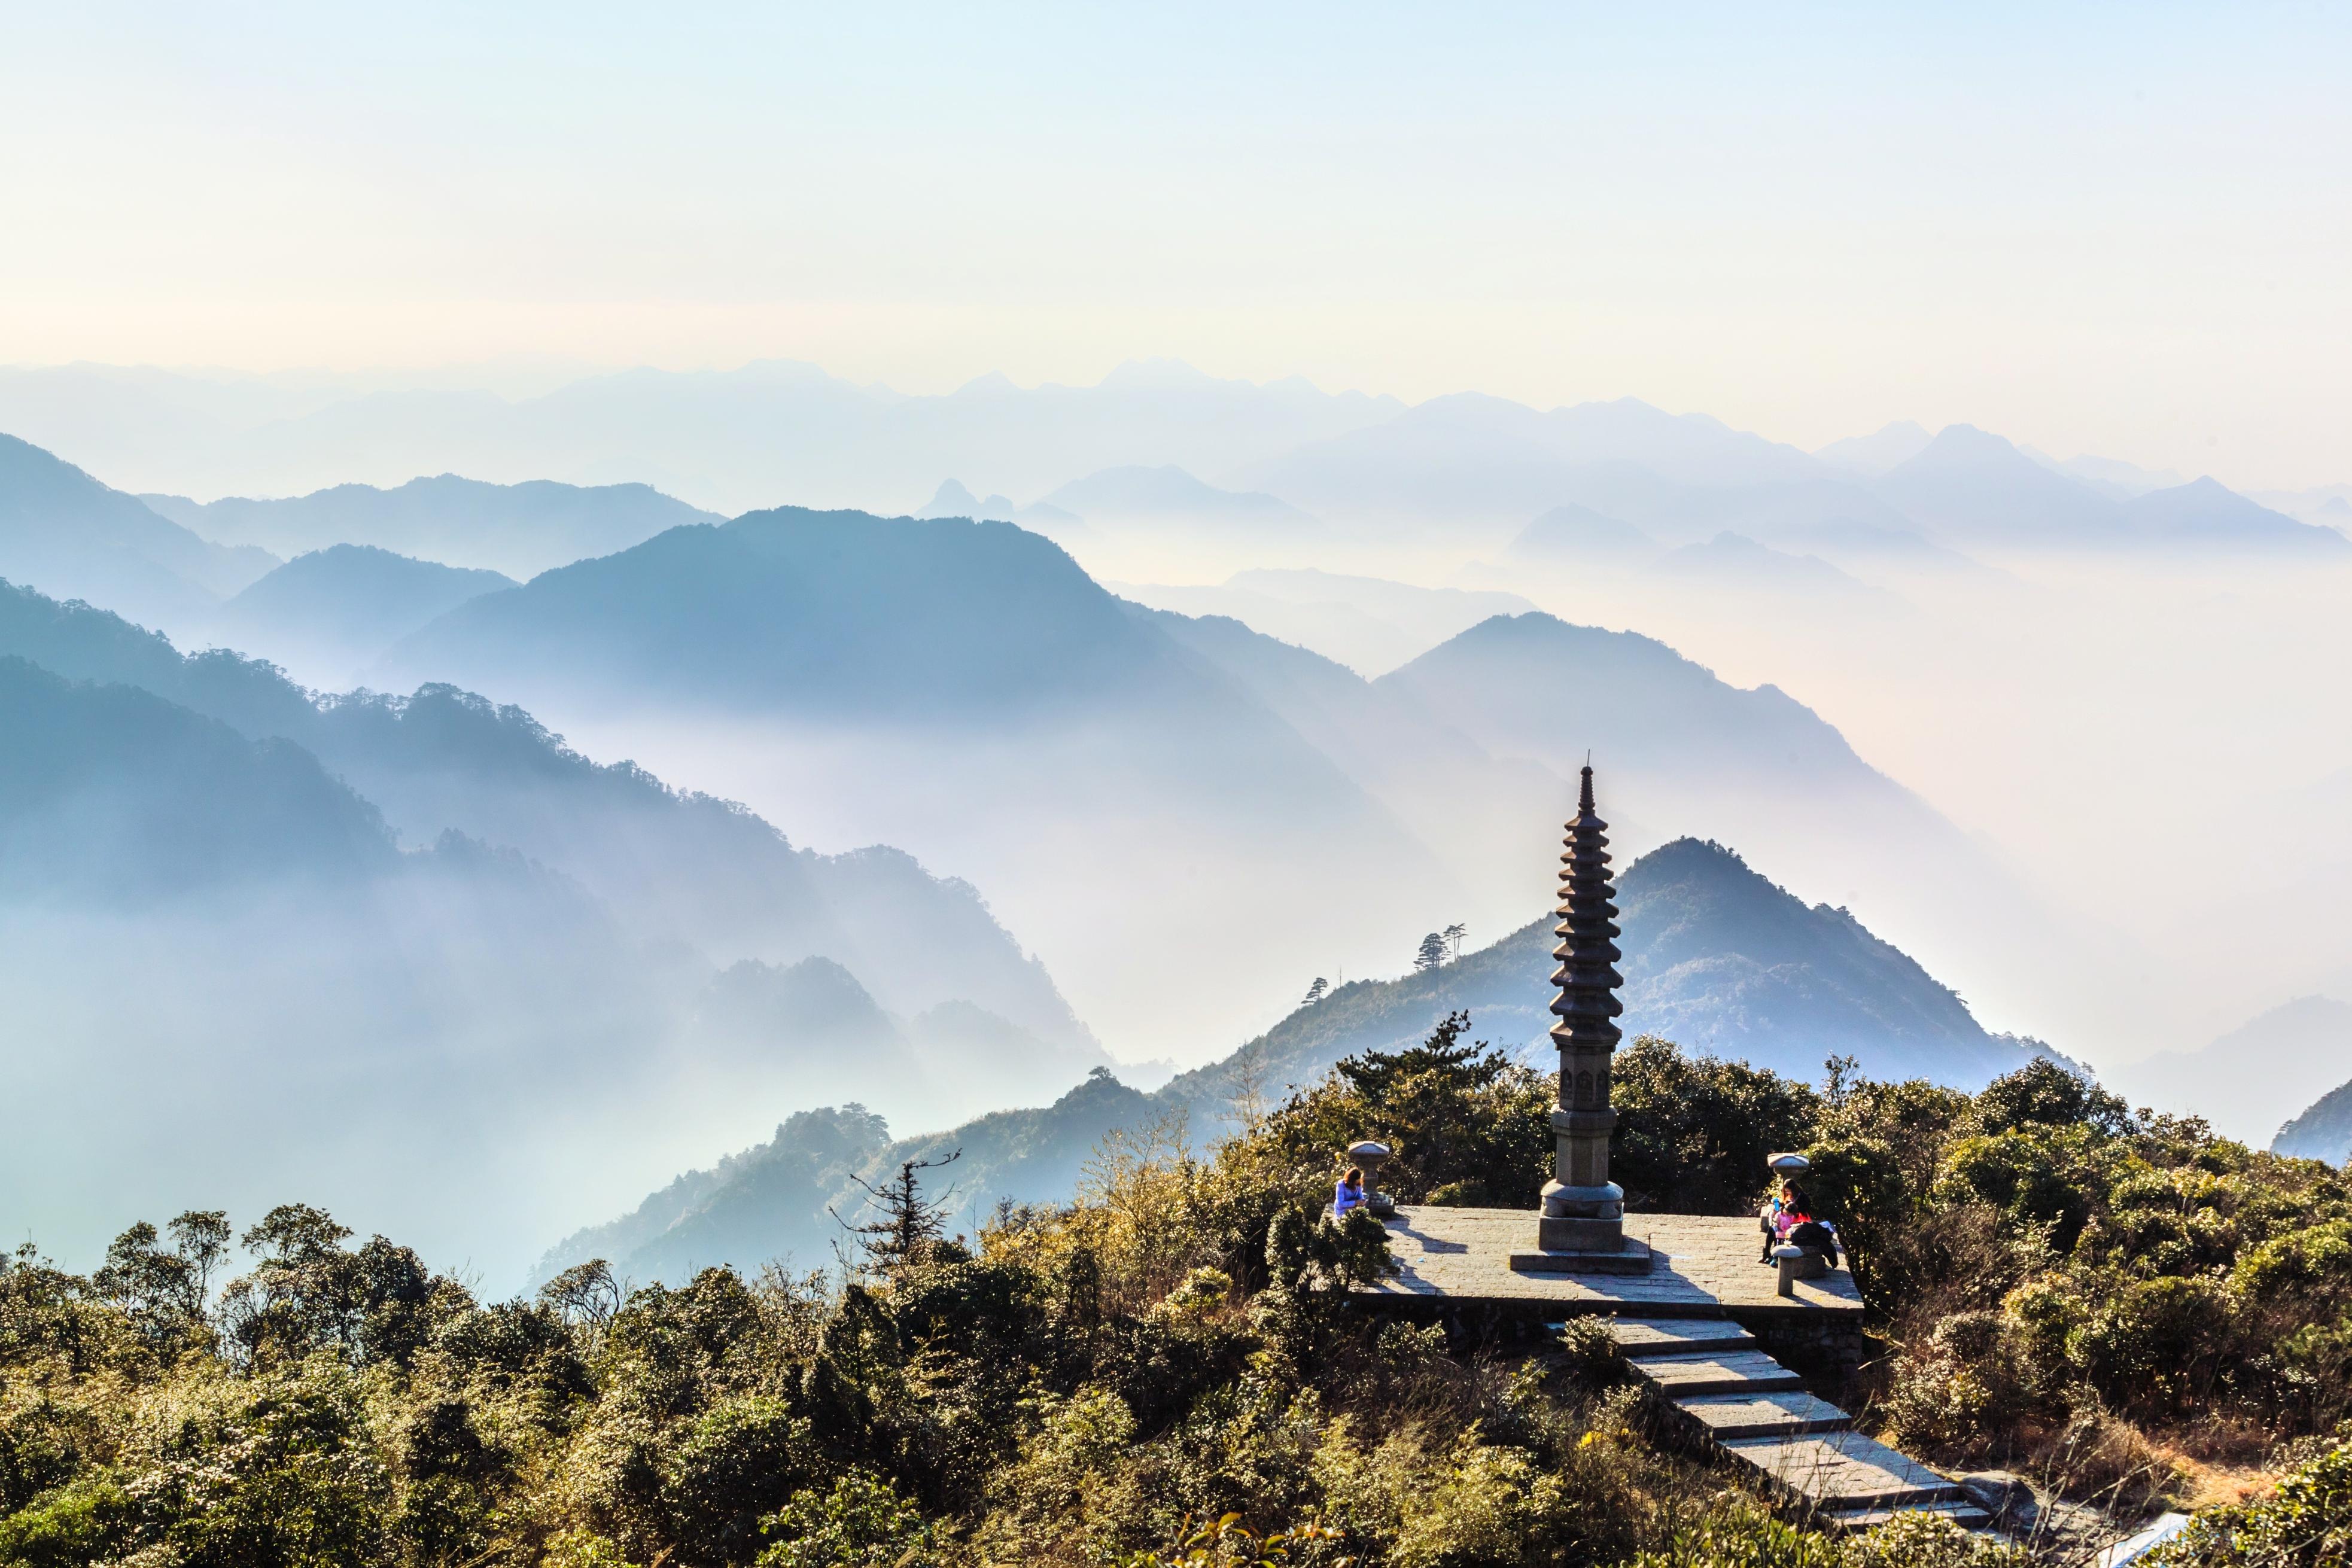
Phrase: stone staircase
[{"left": 1572, "top": 1316, "right": 1992, "bottom": 1533}]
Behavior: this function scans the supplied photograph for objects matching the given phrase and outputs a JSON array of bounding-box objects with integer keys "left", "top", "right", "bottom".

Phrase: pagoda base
[{"left": 1507, "top": 1232, "right": 1657, "bottom": 1277}]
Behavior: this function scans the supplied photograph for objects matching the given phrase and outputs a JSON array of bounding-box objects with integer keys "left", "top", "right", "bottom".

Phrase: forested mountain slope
[
  {"left": 2274, "top": 1072, "right": 2352, "bottom": 1166},
  {"left": 0, "top": 656, "right": 391, "bottom": 896},
  {"left": 1178, "top": 835, "right": 2034, "bottom": 1100}
]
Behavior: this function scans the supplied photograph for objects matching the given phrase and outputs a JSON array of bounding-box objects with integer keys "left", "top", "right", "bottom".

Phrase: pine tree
[
  {"left": 1413, "top": 932, "right": 1447, "bottom": 972},
  {"left": 1302, "top": 977, "right": 1329, "bottom": 1006},
  {"left": 1332, "top": 1012, "right": 1529, "bottom": 1202},
  {"left": 1336, "top": 1011, "right": 1502, "bottom": 1102},
  {"left": 837, "top": 1151, "right": 962, "bottom": 1275}
]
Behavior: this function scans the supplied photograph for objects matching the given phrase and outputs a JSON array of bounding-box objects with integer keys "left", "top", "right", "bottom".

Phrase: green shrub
[
  {"left": 2150, "top": 1437, "right": 2352, "bottom": 1566},
  {"left": 0, "top": 1474, "right": 129, "bottom": 1568},
  {"left": 2067, "top": 1275, "right": 2231, "bottom": 1412},
  {"left": 757, "top": 1469, "right": 938, "bottom": 1568}
]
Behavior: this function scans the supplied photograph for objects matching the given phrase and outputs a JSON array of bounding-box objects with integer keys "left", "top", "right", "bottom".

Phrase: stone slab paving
[
  {"left": 1601, "top": 1320, "right": 1991, "bottom": 1533},
  {"left": 1721, "top": 1433, "right": 1971, "bottom": 1511},
  {"left": 1637, "top": 1350, "right": 1806, "bottom": 1396},
  {"left": 1367, "top": 1207, "right": 1863, "bottom": 1318},
  {"left": 1824, "top": 1500, "right": 1993, "bottom": 1532},
  {"left": 1603, "top": 1316, "right": 1758, "bottom": 1359},
  {"left": 1674, "top": 1389, "right": 1856, "bottom": 1439}
]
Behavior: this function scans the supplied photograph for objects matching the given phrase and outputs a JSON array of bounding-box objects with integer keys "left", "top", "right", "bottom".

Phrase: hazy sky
[{"left": 4, "top": 4, "right": 2348, "bottom": 488}]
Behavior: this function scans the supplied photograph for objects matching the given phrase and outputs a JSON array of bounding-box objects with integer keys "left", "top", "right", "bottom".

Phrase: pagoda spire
[{"left": 1515, "top": 762, "right": 1651, "bottom": 1270}]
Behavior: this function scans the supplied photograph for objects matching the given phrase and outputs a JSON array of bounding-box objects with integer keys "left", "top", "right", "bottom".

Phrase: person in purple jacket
[{"left": 1333, "top": 1167, "right": 1365, "bottom": 1220}]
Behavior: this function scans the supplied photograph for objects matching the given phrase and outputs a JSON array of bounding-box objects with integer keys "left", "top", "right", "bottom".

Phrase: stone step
[
  {"left": 1672, "top": 1390, "right": 1854, "bottom": 1440},
  {"left": 1722, "top": 1432, "right": 1969, "bottom": 1510},
  {"left": 1600, "top": 1316, "right": 1758, "bottom": 1360},
  {"left": 1635, "top": 1350, "right": 1805, "bottom": 1397},
  {"left": 1822, "top": 1500, "right": 1993, "bottom": 1532}
]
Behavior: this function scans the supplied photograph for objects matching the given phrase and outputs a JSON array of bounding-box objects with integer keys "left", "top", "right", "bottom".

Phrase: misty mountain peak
[
  {"left": 1906, "top": 422, "right": 2041, "bottom": 472},
  {"left": 1507, "top": 503, "right": 1657, "bottom": 562},
  {"left": 1097, "top": 357, "right": 1221, "bottom": 389},
  {"left": 919, "top": 478, "right": 981, "bottom": 517},
  {"left": 1813, "top": 421, "right": 1933, "bottom": 475}
]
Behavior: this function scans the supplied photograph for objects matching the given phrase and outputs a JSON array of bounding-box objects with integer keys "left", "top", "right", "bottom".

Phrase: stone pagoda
[{"left": 1510, "top": 763, "right": 1654, "bottom": 1274}]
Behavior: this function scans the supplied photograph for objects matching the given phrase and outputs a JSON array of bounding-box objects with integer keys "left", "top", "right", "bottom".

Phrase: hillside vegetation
[{"left": 7, "top": 1034, "right": 2352, "bottom": 1567}]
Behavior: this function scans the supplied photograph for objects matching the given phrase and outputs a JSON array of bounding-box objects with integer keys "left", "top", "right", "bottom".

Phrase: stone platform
[
  {"left": 1356, "top": 1208, "right": 1982, "bottom": 1533},
  {"left": 1365, "top": 1205, "right": 1863, "bottom": 1320}
]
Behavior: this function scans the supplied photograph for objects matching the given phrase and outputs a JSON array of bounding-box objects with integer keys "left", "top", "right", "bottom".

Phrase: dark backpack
[{"left": 1785, "top": 1220, "right": 1839, "bottom": 1265}]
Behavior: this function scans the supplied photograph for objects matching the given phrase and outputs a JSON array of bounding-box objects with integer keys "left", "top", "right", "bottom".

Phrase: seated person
[
  {"left": 1758, "top": 1178, "right": 1796, "bottom": 1262},
  {"left": 1759, "top": 1180, "right": 1841, "bottom": 1264},
  {"left": 1333, "top": 1166, "right": 1365, "bottom": 1220},
  {"left": 1765, "top": 1182, "right": 1840, "bottom": 1268}
]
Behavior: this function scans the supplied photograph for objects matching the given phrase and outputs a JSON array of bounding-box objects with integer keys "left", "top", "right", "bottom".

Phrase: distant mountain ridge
[
  {"left": 0, "top": 359, "right": 1404, "bottom": 516},
  {"left": 382, "top": 507, "right": 1205, "bottom": 723},
  {"left": 216, "top": 544, "right": 516, "bottom": 684},
  {"left": 0, "top": 432, "right": 276, "bottom": 634},
  {"left": 376, "top": 503, "right": 2122, "bottom": 1062},
  {"left": 2116, "top": 996, "right": 2352, "bottom": 1147},
  {"left": 7, "top": 372, "right": 2337, "bottom": 568},
  {"left": 1874, "top": 425, "right": 2345, "bottom": 555},
  {"left": 143, "top": 473, "right": 720, "bottom": 580},
  {"left": 0, "top": 575, "right": 1093, "bottom": 1056}
]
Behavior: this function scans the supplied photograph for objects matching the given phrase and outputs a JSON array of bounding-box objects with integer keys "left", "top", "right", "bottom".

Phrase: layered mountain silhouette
[
  {"left": 1873, "top": 426, "right": 2345, "bottom": 554},
  {"left": 372, "top": 503, "right": 2111, "bottom": 1058},
  {"left": 215, "top": 544, "right": 516, "bottom": 683},
  {"left": 1113, "top": 569, "right": 1536, "bottom": 677},
  {"left": 2113, "top": 995, "right": 2352, "bottom": 1147},
  {"left": 1506, "top": 504, "right": 1658, "bottom": 565},
  {"left": 0, "top": 576, "right": 1108, "bottom": 1278},
  {"left": 538, "top": 834, "right": 2034, "bottom": 1286},
  {"left": 377, "top": 507, "right": 1453, "bottom": 1057},
  {"left": 0, "top": 433, "right": 275, "bottom": 633},
  {"left": 1040, "top": 464, "right": 1317, "bottom": 532},
  {"left": 0, "top": 656, "right": 391, "bottom": 897},
  {"left": 143, "top": 473, "right": 719, "bottom": 580},
  {"left": 0, "top": 576, "right": 1090, "bottom": 1055},
  {"left": 1, "top": 360, "right": 1401, "bottom": 516}
]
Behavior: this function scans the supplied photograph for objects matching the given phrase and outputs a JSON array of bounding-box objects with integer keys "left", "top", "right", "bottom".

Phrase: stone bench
[{"left": 1773, "top": 1244, "right": 1834, "bottom": 1297}]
